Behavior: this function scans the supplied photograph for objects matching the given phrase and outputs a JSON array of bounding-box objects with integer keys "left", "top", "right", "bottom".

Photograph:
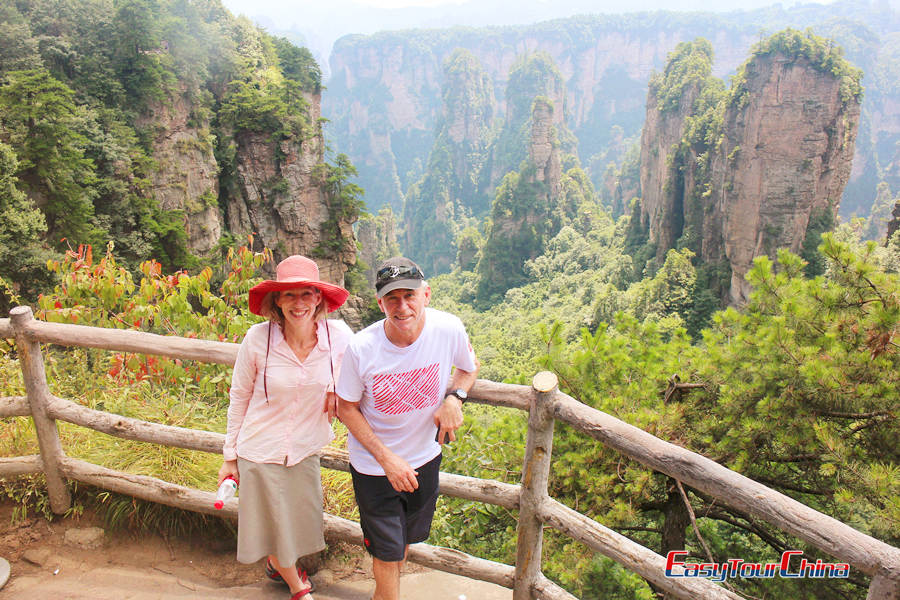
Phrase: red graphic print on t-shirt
[{"left": 371, "top": 363, "right": 441, "bottom": 415}]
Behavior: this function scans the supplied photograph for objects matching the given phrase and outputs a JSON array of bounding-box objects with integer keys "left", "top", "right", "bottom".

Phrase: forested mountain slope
[{"left": 0, "top": 0, "right": 362, "bottom": 311}]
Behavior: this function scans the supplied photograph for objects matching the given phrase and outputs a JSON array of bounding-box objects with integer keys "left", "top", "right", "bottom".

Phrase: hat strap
[
  {"left": 325, "top": 320, "right": 335, "bottom": 389},
  {"left": 263, "top": 322, "right": 272, "bottom": 403}
]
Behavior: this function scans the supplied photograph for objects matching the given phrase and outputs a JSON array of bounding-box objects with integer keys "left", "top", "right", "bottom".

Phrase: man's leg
[
  {"left": 351, "top": 466, "right": 408, "bottom": 600},
  {"left": 372, "top": 557, "right": 401, "bottom": 600}
]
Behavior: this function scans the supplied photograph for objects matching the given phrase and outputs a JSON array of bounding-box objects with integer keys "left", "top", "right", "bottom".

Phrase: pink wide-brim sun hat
[{"left": 248, "top": 255, "right": 350, "bottom": 316}]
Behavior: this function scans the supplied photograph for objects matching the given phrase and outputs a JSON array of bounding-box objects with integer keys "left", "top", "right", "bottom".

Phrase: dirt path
[{"left": 0, "top": 501, "right": 510, "bottom": 599}]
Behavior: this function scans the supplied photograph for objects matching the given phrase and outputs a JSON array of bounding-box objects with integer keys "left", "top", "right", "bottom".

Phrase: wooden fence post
[
  {"left": 10, "top": 306, "right": 71, "bottom": 514},
  {"left": 868, "top": 574, "right": 900, "bottom": 600},
  {"left": 514, "top": 371, "right": 558, "bottom": 599}
]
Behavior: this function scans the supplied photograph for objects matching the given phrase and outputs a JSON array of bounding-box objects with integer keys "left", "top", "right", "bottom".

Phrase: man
[{"left": 336, "top": 256, "right": 479, "bottom": 600}]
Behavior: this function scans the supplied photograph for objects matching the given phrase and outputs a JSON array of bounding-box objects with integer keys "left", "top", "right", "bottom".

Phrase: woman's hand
[
  {"left": 218, "top": 460, "right": 239, "bottom": 486},
  {"left": 324, "top": 391, "right": 339, "bottom": 423}
]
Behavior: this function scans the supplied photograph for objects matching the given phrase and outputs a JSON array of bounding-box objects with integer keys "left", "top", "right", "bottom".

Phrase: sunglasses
[{"left": 376, "top": 264, "right": 424, "bottom": 285}]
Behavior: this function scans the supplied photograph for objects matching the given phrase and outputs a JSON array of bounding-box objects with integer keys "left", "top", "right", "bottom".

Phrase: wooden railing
[{"left": 1, "top": 305, "right": 899, "bottom": 599}]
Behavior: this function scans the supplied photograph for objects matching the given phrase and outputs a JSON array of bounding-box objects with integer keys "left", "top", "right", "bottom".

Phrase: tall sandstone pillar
[{"left": 709, "top": 52, "right": 860, "bottom": 304}]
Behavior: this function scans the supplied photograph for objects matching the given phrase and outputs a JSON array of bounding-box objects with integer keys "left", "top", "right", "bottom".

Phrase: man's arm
[
  {"left": 338, "top": 397, "right": 420, "bottom": 492},
  {"left": 433, "top": 358, "right": 480, "bottom": 444}
]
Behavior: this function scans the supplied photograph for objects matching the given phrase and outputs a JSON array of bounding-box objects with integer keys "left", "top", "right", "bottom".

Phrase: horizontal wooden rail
[
  {"left": 12, "top": 317, "right": 530, "bottom": 412},
  {"left": 0, "top": 396, "right": 29, "bottom": 418},
  {"left": 46, "top": 394, "right": 224, "bottom": 453},
  {"left": 0, "top": 455, "right": 43, "bottom": 477},
  {"left": 539, "top": 498, "right": 742, "bottom": 600},
  {"left": 14, "top": 318, "right": 238, "bottom": 365},
  {"left": 0, "top": 317, "right": 10, "bottom": 338},
  {"left": 468, "top": 379, "right": 532, "bottom": 411},
  {"left": 24, "top": 394, "right": 524, "bottom": 510}
]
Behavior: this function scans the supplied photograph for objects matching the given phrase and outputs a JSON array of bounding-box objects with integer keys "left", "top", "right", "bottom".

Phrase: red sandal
[
  {"left": 265, "top": 558, "right": 315, "bottom": 592},
  {"left": 289, "top": 589, "right": 313, "bottom": 600}
]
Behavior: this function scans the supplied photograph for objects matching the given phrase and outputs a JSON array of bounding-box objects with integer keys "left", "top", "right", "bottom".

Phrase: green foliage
[
  {"left": 429, "top": 219, "right": 898, "bottom": 597},
  {"left": 403, "top": 48, "right": 495, "bottom": 276},
  {"left": 456, "top": 226, "right": 484, "bottom": 272},
  {"left": 475, "top": 170, "right": 548, "bottom": 303},
  {"left": 474, "top": 61, "right": 603, "bottom": 304},
  {"left": 861, "top": 182, "right": 898, "bottom": 242},
  {"left": 800, "top": 206, "right": 836, "bottom": 277},
  {"left": 312, "top": 153, "right": 365, "bottom": 257},
  {"left": 506, "top": 52, "right": 564, "bottom": 126},
  {"left": 111, "top": 0, "right": 177, "bottom": 106},
  {"left": 579, "top": 555, "right": 655, "bottom": 600},
  {"left": 0, "top": 0, "right": 336, "bottom": 305},
  {"left": 0, "top": 69, "right": 100, "bottom": 244},
  {"left": 0, "top": 141, "right": 57, "bottom": 312},
  {"left": 622, "top": 198, "right": 656, "bottom": 279},
  {"left": 735, "top": 28, "right": 864, "bottom": 107},
  {"left": 272, "top": 37, "right": 321, "bottom": 93},
  {"left": 218, "top": 78, "right": 312, "bottom": 139},
  {"left": 651, "top": 38, "right": 715, "bottom": 113}
]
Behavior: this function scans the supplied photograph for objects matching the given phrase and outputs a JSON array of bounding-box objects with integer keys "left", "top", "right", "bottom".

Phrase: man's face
[{"left": 378, "top": 285, "right": 431, "bottom": 336}]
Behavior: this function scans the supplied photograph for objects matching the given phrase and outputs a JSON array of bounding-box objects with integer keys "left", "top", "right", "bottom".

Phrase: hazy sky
[{"left": 220, "top": 0, "right": 836, "bottom": 77}]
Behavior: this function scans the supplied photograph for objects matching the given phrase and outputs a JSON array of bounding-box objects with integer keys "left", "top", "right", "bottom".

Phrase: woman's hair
[{"left": 258, "top": 288, "right": 327, "bottom": 326}]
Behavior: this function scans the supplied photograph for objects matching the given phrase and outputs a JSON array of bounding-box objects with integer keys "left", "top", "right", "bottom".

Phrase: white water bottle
[{"left": 214, "top": 476, "right": 237, "bottom": 510}]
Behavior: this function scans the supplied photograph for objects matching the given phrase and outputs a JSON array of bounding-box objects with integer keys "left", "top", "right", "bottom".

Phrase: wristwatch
[{"left": 448, "top": 388, "right": 468, "bottom": 404}]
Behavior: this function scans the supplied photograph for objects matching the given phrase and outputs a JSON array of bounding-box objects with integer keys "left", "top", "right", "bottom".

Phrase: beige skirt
[{"left": 236, "top": 455, "right": 325, "bottom": 565}]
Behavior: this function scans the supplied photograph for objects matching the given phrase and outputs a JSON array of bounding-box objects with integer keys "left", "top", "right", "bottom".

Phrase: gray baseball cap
[{"left": 375, "top": 257, "right": 425, "bottom": 298}]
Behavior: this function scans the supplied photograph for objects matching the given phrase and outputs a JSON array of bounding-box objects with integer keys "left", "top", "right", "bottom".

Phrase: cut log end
[
  {"left": 532, "top": 371, "right": 558, "bottom": 393},
  {"left": 9, "top": 305, "right": 34, "bottom": 322}
]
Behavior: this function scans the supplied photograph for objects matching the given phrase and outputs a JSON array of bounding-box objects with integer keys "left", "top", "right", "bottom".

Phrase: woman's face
[{"left": 275, "top": 286, "right": 322, "bottom": 328}]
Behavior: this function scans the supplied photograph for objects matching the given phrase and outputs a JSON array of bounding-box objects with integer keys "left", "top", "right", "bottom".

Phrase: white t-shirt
[{"left": 336, "top": 307, "right": 478, "bottom": 475}]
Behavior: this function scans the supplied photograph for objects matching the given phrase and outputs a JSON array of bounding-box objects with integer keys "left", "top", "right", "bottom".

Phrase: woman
[{"left": 219, "top": 255, "right": 352, "bottom": 600}]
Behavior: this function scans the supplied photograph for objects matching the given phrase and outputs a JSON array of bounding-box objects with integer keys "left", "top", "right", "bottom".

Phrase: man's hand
[
  {"left": 339, "top": 397, "right": 419, "bottom": 492},
  {"left": 433, "top": 395, "right": 464, "bottom": 444},
  {"left": 381, "top": 450, "right": 419, "bottom": 493}
]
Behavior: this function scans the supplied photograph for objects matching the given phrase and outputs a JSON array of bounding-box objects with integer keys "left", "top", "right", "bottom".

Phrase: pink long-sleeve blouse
[{"left": 223, "top": 318, "right": 353, "bottom": 465}]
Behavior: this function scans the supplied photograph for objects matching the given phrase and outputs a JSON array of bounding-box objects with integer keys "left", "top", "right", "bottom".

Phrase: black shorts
[{"left": 350, "top": 453, "right": 442, "bottom": 562}]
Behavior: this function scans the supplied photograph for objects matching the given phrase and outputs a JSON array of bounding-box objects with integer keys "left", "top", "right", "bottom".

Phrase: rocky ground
[{"left": 0, "top": 500, "right": 510, "bottom": 599}]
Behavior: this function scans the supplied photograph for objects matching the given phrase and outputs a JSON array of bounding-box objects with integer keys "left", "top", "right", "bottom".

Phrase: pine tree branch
[
  {"left": 765, "top": 453, "right": 819, "bottom": 463},
  {"left": 675, "top": 481, "right": 715, "bottom": 563},
  {"left": 813, "top": 409, "right": 891, "bottom": 419}
]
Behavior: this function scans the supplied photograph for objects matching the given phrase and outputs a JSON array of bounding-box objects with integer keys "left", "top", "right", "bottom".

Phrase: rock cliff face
[
  {"left": 142, "top": 85, "right": 356, "bottom": 285},
  {"left": 639, "top": 81, "right": 703, "bottom": 260},
  {"left": 475, "top": 92, "right": 598, "bottom": 301},
  {"left": 223, "top": 92, "right": 355, "bottom": 284},
  {"left": 887, "top": 200, "right": 900, "bottom": 242},
  {"left": 403, "top": 50, "right": 581, "bottom": 277},
  {"left": 711, "top": 52, "right": 860, "bottom": 304},
  {"left": 357, "top": 206, "right": 400, "bottom": 286},
  {"left": 638, "top": 35, "right": 861, "bottom": 305},
  {"left": 137, "top": 90, "right": 222, "bottom": 256},
  {"left": 401, "top": 49, "right": 496, "bottom": 276},
  {"left": 529, "top": 98, "right": 562, "bottom": 196}
]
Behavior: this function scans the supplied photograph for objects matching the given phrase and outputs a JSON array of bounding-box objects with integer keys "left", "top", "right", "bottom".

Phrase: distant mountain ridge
[
  {"left": 322, "top": 0, "right": 900, "bottom": 233},
  {"left": 224, "top": 0, "right": 837, "bottom": 74}
]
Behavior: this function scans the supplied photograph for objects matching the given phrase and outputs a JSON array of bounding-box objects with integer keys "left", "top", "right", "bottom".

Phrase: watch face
[{"left": 455, "top": 388, "right": 467, "bottom": 399}]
